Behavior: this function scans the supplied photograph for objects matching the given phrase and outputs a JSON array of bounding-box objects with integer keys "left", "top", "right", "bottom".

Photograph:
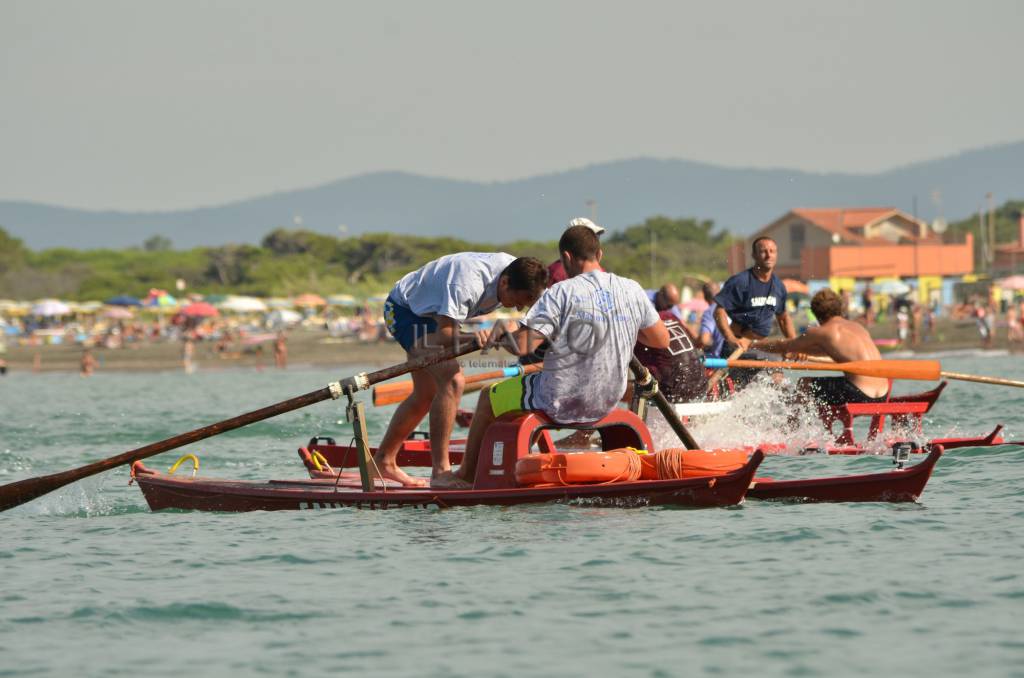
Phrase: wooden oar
[
  {"left": 705, "top": 357, "right": 1024, "bottom": 387},
  {"left": 629, "top": 357, "right": 700, "bottom": 450},
  {"left": 0, "top": 341, "right": 482, "bottom": 512},
  {"left": 373, "top": 363, "right": 541, "bottom": 406},
  {"left": 933, "top": 371, "right": 1024, "bottom": 388},
  {"left": 704, "top": 357, "right": 941, "bottom": 381}
]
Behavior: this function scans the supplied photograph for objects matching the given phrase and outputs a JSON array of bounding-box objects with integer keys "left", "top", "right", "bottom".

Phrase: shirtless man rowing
[{"left": 746, "top": 288, "right": 889, "bottom": 409}]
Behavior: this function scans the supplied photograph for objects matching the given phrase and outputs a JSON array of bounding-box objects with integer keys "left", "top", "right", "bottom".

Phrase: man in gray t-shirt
[
  {"left": 433, "top": 225, "right": 669, "bottom": 488},
  {"left": 375, "top": 253, "right": 548, "bottom": 487}
]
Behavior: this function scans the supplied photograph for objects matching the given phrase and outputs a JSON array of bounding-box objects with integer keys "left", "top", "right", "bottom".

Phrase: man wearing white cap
[{"left": 547, "top": 218, "right": 605, "bottom": 286}]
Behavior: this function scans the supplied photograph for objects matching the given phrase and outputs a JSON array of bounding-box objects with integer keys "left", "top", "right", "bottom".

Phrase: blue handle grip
[
  {"left": 703, "top": 358, "right": 728, "bottom": 369},
  {"left": 501, "top": 365, "right": 524, "bottom": 377}
]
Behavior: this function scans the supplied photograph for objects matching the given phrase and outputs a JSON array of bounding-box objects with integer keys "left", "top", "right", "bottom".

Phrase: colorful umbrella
[
  {"left": 181, "top": 302, "right": 219, "bottom": 318},
  {"left": 293, "top": 293, "right": 326, "bottom": 308},
  {"left": 783, "top": 279, "right": 809, "bottom": 295},
  {"left": 218, "top": 296, "right": 268, "bottom": 313},
  {"left": 143, "top": 289, "right": 178, "bottom": 308},
  {"left": 326, "top": 294, "right": 357, "bottom": 307},
  {"left": 996, "top": 275, "right": 1024, "bottom": 291},
  {"left": 103, "top": 307, "right": 135, "bottom": 320},
  {"left": 31, "top": 299, "right": 71, "bottom": 316},
  {"left": 105, "top": 295, "right": 142, "bottom": 307}
]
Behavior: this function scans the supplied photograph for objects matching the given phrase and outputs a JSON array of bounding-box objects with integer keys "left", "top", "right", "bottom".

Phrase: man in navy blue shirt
[{"left": 714, "top": 237, "right": 796, "bottom": 377}]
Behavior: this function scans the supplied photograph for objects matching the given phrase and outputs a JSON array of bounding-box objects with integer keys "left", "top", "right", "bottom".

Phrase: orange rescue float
[{"left": 514, "top": 448, "right": 748, "bottom": 486}]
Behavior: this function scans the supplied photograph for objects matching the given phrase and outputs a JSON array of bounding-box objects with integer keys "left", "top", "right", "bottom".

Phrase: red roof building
[{"left": 729, "top": 207, "right": 975, "bottom": 283}]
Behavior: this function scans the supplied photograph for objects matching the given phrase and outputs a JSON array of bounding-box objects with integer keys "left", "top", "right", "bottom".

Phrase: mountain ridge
[{"left": 2, "top": 140, "right": 1021, "bottom": 249}]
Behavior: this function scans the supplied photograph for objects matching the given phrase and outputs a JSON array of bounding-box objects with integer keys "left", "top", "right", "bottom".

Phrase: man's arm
[
  {"left": 714, "top": 306, "right": 745, "bottom": 347},
  {"left": 751, "top": 326, "right": 828, "bottom": 358},
  {"left": 638, "top": 320, "right": 670, "bottom": 349},
  {"left": 777, "top": 311, "right": 797, "bottom": 339}
]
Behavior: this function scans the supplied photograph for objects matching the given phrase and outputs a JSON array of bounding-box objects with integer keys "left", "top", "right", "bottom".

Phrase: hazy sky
[{"left": 2, "top": 0, "right": 1021, "bottom": 211}]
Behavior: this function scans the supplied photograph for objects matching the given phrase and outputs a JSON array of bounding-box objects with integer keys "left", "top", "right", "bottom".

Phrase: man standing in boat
[
  {"left": 713, "top": 236, "right": 796, "bottom": 386},
  {"left": 746, "top": 288, "right": 889, "bottom": 411},
  {"left": 374, "top": 252, "right": 548, "bottom": 486},
  {"left": 433, "top": 224, "right": 670, "bottom": 488}
]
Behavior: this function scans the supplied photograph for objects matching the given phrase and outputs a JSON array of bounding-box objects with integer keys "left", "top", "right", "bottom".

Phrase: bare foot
[
  {"left": 431, "top": 471, "right": 472, "bottom": 489},
  {"left": 370, "top": 458, "right": 428, "bottom": 487}
]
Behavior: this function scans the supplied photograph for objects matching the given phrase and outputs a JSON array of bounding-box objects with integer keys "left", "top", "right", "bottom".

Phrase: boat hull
[
  {"left": 133, "top": 452, "right": 764, "bottom": 512},
  {"left": 748, "top": 447, "right": 942, "bottom": 503}
]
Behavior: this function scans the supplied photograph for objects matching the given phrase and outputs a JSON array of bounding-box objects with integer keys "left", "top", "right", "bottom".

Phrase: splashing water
[{"left": 647, "top": 373, "right": 931, "bottom": 455}]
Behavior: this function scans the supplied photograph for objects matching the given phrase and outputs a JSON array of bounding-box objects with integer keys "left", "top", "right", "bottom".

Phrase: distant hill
[{"left": 2, "top": 141, "right": 1022, "bottom": 250}]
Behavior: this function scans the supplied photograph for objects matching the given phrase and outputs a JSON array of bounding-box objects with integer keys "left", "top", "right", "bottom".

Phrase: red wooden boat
[
  {"left": 130, "top": 409, "right": 765, "bottom": 512},
  {"left": 297, "top": 425, "right": 944, "bottom": 505},
  {"left": 450, "top": 381, "right": 1007, "bottom": 456},
  {"left": 746, "top": 447, "right": 942, "bottom": 502}
]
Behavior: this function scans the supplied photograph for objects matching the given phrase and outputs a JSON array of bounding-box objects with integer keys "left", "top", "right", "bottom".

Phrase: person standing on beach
[
  {"left": 182, "top": 335, "right": 195, "bottom": 373},
  {"left": 273, "top": 331, "right": 288, "bottom": 369},
  {"left": 861, "top": 284, "right": 874, "bottom": 326},
  {"left": 374, "top": 252, "right": 548, "bottom": 486}
]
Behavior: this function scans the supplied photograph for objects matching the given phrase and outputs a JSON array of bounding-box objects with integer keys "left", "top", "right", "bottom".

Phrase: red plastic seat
[{"left": 473, "top": 408, "right": 655, "bottom": 490}]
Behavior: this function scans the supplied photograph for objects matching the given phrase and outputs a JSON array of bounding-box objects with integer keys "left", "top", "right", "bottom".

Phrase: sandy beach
[
  {"left": 0, "top": 317, "right": 1015, "bottom": 375},
  {"left": 1, "top": 329, "right": 408, "bottom": 373}
]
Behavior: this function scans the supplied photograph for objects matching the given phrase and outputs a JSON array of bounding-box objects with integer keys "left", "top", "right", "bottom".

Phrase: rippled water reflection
[{"left": 1, "top": 356, "right": 1022, "bottom": 675}]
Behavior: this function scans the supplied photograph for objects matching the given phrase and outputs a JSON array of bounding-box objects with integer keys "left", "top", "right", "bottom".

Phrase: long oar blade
[
  {"left": 0, "top": 341, "right": 481, "bottom": 512},
  {"left": 704, "top": 357, "right": 942, "bottom": 381}
]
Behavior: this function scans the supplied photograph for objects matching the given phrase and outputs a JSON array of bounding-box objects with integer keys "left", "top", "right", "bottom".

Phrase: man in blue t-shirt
[{"left": 713, "top": 237, "right": 796, "bottom": 381}]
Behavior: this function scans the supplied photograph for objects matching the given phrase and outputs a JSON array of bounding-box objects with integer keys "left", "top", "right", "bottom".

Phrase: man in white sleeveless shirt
[{"left": 433, "top": 224, "right": 670, "bottom": 488}]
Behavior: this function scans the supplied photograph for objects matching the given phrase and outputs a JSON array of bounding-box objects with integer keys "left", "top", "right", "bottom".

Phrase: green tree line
[{"left": 0, "top": 216, "right": 733, "bottom": 300}]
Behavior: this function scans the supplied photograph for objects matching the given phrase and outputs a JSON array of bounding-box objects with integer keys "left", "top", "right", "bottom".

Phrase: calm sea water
[{"left": 2, "top": 355, "right": 1023, "bottom": 677}]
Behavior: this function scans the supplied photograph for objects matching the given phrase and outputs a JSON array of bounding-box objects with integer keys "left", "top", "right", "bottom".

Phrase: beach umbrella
[
  {"left": 326, "top": 294, "right": 357, "bottom": 307},
  {"left": 105, "top": 295, "right": 142, "bottom": 307},
  {"left": 996, "top": 275, "right": 1024, "bottom": 291},
  {"left": 267, "top": 309, "right": 302, "bottom": 326},
  {"left": 783, "top": 279, "right": 809, "bottom": 295},
  {"left": 143, "top": 289, "right": 178, "bottom": 308},
  {"left": 265, "top": 297, "right": 292, "bottom": 309},
  {"left": 31, "top": 299, "right": 71, "bottom": 316},
  {"left": 102, "top": 307, "right": 135, "bottom": 320},
  {"left": 181, "top": 301, "right": 219, "bottom": 318},
  {"left": 873, "top": 280, "right": 912, "bottom": 296},
  {"left": 74, "top": 301, "right": 103, "bottom": 313},
  {"left": 218, "top": 296, "right": 268, "bottom": 313},
  {"left": 293, "top": 293, "right": 326, "bottom": 308}
]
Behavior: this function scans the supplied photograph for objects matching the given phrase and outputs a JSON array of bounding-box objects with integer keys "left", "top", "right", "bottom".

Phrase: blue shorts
[{"left": 384, "top": 295, "right": 438, "bottom": 351}]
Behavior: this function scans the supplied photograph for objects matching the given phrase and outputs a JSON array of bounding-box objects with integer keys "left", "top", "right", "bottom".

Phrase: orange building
[{"left": 729, "top": 207, "right": 975, "bottom": 304}]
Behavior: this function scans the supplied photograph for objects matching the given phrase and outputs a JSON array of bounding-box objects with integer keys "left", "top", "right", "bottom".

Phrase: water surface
[{"left": 2, "top": 356, "right": 1022, "bottom": 676}]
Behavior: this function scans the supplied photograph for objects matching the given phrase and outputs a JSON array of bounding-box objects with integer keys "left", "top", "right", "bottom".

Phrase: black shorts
[{"left": 802, "top": 376, "right": 887, "bottom": 406}]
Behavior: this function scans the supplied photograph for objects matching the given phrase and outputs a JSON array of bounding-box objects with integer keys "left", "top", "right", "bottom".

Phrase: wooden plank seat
[{"left": 832, "top": 401, "right": 929, "bottom": 445}]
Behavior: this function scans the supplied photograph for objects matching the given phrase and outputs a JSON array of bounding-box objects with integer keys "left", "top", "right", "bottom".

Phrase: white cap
[{"left": 568, "top": 217, "right": 606, "bottom": 236}]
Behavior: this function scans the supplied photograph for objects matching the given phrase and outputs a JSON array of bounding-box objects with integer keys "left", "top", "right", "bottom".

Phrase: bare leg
[
  {"left": 454, "top": 389, "right": 497, "bottom": 483},
  {"left": 372, "top": 367, "right": 436, "bottom": 487},
  {"left": 426, "top": 359, "right": 464, "bottom": 477}
]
